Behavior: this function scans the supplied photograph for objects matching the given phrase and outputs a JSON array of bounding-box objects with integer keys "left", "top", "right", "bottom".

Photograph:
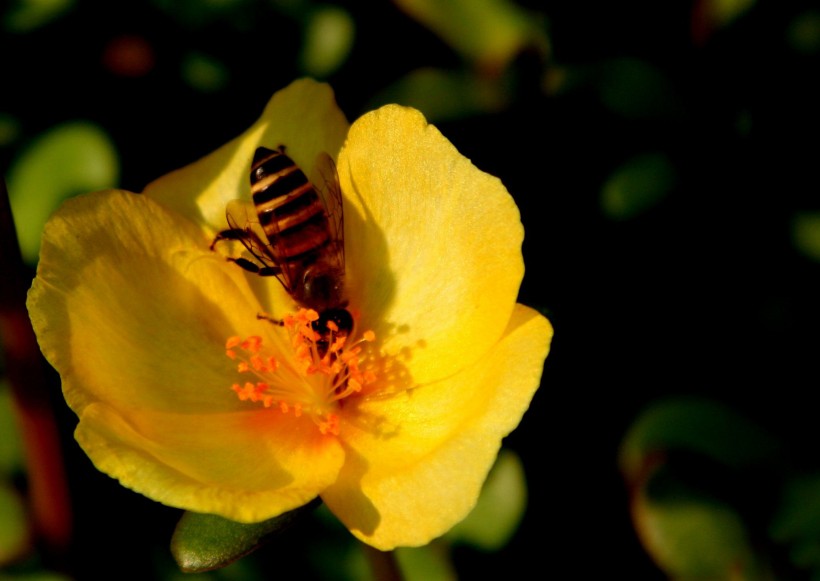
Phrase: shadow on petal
[{"left": 323, "top": 444, "right": 382, "bottom": 537}]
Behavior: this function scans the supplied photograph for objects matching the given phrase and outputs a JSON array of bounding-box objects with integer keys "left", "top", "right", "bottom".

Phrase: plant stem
[
  {"left": 0, "top": 178, "right": 72, "bottom": 563},
  {"left": 362, "top": 543, "right": 404, "bottom": 581}
]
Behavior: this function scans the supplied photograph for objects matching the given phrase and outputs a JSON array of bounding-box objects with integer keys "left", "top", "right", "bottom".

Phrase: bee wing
[
  {"left": 312, "top": 152, "right": 345, "bottom": 272},
  {"left": 225, "top": 199, "right": 292, "bottom": 290}
]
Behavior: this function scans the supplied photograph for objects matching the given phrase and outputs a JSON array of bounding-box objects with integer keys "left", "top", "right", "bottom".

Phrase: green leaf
[
  {"left": 395, "top": 544, "right": 457, "bottom": 581},
  {"left": 632, "top": 476, "right": 759, "bottom": 580},
  {"left": 393, "top": 0, "right": 549, "bottom": 72},
  {"left": 0, "top": 481, "right": 30, "bottom": 564},
  {"left": 445, "top": 449, "right": 527, "bottom": 550},
  {"left": 6, "top": 121, "right": 119, "bottom": 264},
  {"left": 771, "top": 473, "right": 820, "bottom": 568},
  {"left": 787, "top": 10, "right": 820, "bottom": 54},
  {"left": 597, "top": 58, "right": 682, "bottom": 119},
  {"left": 3, "top": 0, "right": 75, "bottom": 33},
  {"left": 170, "top": 499, "right": 320, "bottom": 573},
  {"left": 0, "top": 113, "right": 21, "bottom": 147},
  {"left": 300, "top": 5, "right": 355, "bottom": 78},
  {"left": 367, "top": 68, "right": 507, "bottom": 123},
  {"left": 619, "top": 397, "right": 779, "bottom": 484},
  {"left": 600, "top": 152, "right": 675, "bottom": 220},
  {"left": 181, "top": 52, "right": 230, "bottom": 93},
  {"left": 792, "top": 212, "right": 820, "bottom": 261}
]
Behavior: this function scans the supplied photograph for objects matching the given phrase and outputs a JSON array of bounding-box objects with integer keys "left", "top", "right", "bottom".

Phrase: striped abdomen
[{"left": 250, "top": 146, "right": 332, "bottom": 267}]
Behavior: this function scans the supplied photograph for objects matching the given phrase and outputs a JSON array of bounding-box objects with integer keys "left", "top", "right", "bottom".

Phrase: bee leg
[
  {"left": 210, "top": 228, "right": 248, "bottom": 250},
  {"left": 257, "top": 312, "right": 284, "bottom": 326},
  {"left": 227, "top": 257, "right": 281, "bottom": 277}
]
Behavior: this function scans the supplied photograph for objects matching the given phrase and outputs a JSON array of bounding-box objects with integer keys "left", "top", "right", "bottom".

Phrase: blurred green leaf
[
  {"left": 446, "top": 449, "right": 526, "bottom": 550},
  {"left": 396, "top": 544, "right": 456, "bottom": 581},
  {"left": 788, "top": 10, "right": 820, "bottom": 54},
  {"left": 598, "top": 58, "right": 682, "bottom": 119},
  {"left": 771, "top": 474, "right": 820, "bottom": 551},
  {"left": 622, "top": 399, "right": 782, "bottom": 580},
  {"left": 393, "top": 0, "right": 549, "bottom": 73},
  {"left": 182, "top": 52, "right": 230, "bottom": 93},
  {"left": 632, "top": 478, "right": 761, "bottom": 580},
  {"left": 792, "top": 213, "right": 820, "bottom": 261},
  {"left": 170, "top": 500, "right": 319, "bottom": 573},
  {"left": 151, "top": 0, "right": 253, "bottom": 29},
  {"left": 0, "top": 481, "right": 30, "bottom": 565},
  {"left": 6, "top": 121, "right": 119, "bottom": 264},
  {"left": 368, "top": 68, "right": 507, "bottom": 122},
  {"left": 600, "top": 153, "right": 676, "bottom": 220},
  {"left": 702, "top": 0, "right": 756, "bottom": 29},
  {"left": 300, "top": 5, "right": 355, "bottom": 78},
  {"left": 2, "top": 0, "right": 74, "bottom": 33},
  {"left": 619, "top": 397, "right": 779, "bottom": 483},
  {"left": 0, "top": 114, "right": 21, "bottom": 148}
]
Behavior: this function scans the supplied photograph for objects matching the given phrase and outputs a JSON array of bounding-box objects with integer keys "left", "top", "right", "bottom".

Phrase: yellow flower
[{"left": 26, "top": 79, "right": 553, "bottom": 550}]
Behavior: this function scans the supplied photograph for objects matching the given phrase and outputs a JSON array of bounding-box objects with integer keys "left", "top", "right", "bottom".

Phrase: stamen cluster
[{"left": 226, "top": 308, "right": 376, "bottom": 435}]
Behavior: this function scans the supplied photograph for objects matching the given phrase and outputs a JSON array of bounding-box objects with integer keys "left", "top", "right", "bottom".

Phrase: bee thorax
[{"left": 301, "top": 265, "right": 345, "bottom": 312}]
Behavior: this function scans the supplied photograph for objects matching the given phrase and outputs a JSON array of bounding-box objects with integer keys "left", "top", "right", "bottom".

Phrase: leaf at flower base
[
  {"left": 445, "top": 449, "right": 526, "bottom": 550},
  {"left": 6, "top": 121, "right": 119, "bottom": 263},
  {"left": 170, "top": 499, "right": 320, "bottom": 573}
]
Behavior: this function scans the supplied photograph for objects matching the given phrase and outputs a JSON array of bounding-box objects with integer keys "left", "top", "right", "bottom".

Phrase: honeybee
[{"left": 210, "top": 145, "right": 352, "bottom": 354}]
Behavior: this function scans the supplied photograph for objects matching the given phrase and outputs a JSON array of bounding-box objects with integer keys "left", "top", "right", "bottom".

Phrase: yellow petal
[
  {"left": 28, "top": 190, "right": 344, "bottom": 517},
  {"left": 29, "top": 189, "right": 266, "bottom": 414},
  {"left": 322, "top": 305, "right": 552, "bottom": 549},
  {"left": 339, "top": 105, "right": 525, "bottom": 385},
  {"left": 143, "top": 78, "right": 349, "bottom": 235},
  {"left": 76, "top": 404, "right": 343, "bottom": 522}
]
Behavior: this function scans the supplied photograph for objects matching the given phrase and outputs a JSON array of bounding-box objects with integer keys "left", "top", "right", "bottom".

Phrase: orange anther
[
  {"left": 241, "top": 336, "right": 263, "bottom": 353},
  {"left": 250, "top": 355, "right": 266, "bottom": 371},
  {"left": 226, "top": 308, "right": 378, "bottom": 437}
]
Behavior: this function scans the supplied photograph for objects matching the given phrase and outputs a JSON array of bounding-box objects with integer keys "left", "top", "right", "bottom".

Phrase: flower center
[{"left": 225, "top": 308, "right": 376, "bottom": 435}]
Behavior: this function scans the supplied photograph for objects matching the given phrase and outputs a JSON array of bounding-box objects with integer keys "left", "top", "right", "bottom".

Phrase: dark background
[{"left": 3, "top": 0, "right": 820, "bottom": 578}]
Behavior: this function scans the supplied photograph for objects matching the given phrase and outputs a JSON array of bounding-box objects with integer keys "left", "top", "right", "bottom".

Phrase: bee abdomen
[
  {"left": 277, "top": 219, "right": 331, "bottom": 259},
  {"left": 250, "top": 146, "right": 332, "bottom": 262}
]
